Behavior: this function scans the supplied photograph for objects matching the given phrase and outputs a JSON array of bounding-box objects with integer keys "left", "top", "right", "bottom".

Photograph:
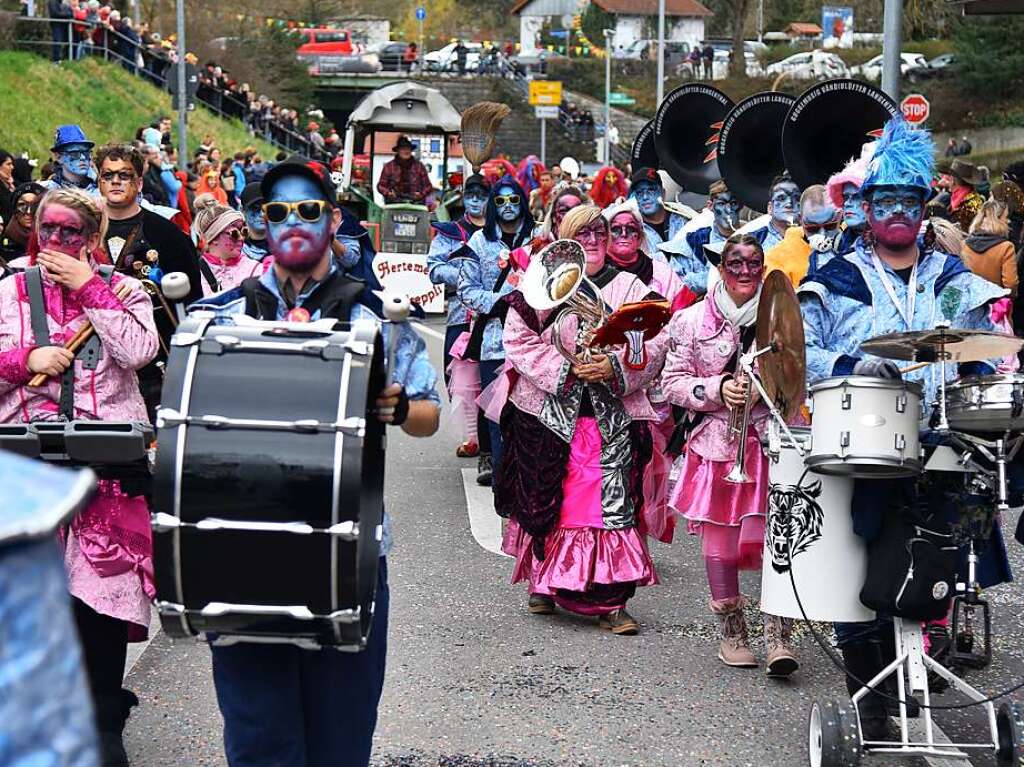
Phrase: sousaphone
[
  {"left": 782, "top": 79, "right": 900, "bottom": 190},
  {"left": 631, "top": 120, "right": 660, "bottom": 171},
  {"left": 717, "top": 91, "right": 796, "bottom": 214},
  {"left": 654, "top": 84, "right": 734, "bottom": 195}
]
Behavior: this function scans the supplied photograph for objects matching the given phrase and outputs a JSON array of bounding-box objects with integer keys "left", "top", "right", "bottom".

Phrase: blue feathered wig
[{"left": 861, "top": 117, "right": 935, "bottom": 196}]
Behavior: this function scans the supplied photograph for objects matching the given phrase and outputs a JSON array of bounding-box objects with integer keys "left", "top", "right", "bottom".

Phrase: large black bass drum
[{"left": 151, "top": 313, "right": 386, "bottom": 651}]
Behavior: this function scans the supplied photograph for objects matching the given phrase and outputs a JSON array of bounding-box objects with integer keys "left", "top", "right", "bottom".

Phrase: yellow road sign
[{"left": 528, "top": 80, "right": 563, "bottom": 106}]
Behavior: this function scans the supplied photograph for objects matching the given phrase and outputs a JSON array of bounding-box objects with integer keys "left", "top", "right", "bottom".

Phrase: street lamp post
[
  {"left": 176, "top": 0, "right": 187, "bottom": 170},
  {"left": 656, "top": 0, "right": 665, "bottom": 106},
  {"left": 603, "top": 28, "right": 613, "bottom": 165},
  {"left": 881, "top": 0, "right": 902, "bottom": 100}
]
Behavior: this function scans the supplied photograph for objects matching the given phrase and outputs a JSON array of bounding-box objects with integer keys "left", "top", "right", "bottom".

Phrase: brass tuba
[{"left": 520, "top": 239, "right": 607, "bottom": 365}]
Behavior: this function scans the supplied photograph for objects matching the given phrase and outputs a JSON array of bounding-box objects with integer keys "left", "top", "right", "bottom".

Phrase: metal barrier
[{"left": 9, "top": 16, "right": 330, "bottom": 163}]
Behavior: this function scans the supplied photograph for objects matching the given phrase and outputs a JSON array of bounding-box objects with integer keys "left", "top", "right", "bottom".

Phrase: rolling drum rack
[{"left": 807, "top": 326, "right": 1024, "bottom": 767}]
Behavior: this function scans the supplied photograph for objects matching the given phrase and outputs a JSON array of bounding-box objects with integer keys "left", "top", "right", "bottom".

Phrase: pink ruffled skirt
[
  {"left": 669, "top": 429, "right": 768, "bottom": 571},
  {"left": 640, "top": 416, "right": 676, "bottom": 544}
]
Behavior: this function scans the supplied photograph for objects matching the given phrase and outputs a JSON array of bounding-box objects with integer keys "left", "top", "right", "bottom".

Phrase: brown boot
[
  {"left": 599, "top": 608, "right": 640, "bottom": 635},
  {"left": 712, "top": 598, "right": 758, "bottom": 668},
  {"left": 764, "top": 614, "right": 799, "bottom": 678},
  {"left": 527, "top": 594, "right": 555, "bottom": 615}
]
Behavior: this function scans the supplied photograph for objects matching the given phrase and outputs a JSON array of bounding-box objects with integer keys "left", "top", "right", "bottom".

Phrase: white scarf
[{"left": 713, "top": 280, "right": 761, "bottom": 328}]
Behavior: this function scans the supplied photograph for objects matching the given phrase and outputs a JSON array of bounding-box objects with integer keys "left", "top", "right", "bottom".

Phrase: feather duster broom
[{"left": 461, "top": 102, "right": 511, "bottom": 172}]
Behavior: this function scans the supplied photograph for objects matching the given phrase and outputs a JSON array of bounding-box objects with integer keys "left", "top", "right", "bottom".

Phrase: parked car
[
  {"left": 371, "top": 41, "right": 411, "bottom": 72},
  {"left": 765, "top": 50, "right": 850, "bottom": 80},
  {"left": 309, "top": 52, "right": 379, "bottom": 75},
  {"left": 852, "top": 52, "right": 928, "bottom": 80},
  {"left": 296, "top": 27, "right": 355, "bottom": 58},
  {"left": 617, "top": 39, "right": 690, "bottom": 65},
  {"left": 424, "top": 42, "right": 482, "bottom": 72},
  {"left": 906, "top": 52, "right": 957, "bottom": 83}
]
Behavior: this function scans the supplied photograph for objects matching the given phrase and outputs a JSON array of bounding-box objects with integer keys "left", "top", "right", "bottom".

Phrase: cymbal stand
[{"left": 736, "top": 347, "right": 806, "bottom": 457}]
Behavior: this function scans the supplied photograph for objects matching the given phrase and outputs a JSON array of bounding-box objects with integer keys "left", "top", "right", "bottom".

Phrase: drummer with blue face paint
[
  {"left": 191, "top": 155, "right": 440, "bottom": 767},
  {"left": 40, "top": 124, "right": 100, "bottom": 198},
  {"left": 629, "top": 167, "right": 686, "bottom": 256},
  {"left": 799, "top": 118, "right": 1008, "bottom": 742}
]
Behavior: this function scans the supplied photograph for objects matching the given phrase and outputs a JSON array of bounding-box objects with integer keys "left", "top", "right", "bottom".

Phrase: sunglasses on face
[
  {"left": 803, "top": 221, "right": 840, "bottom": 235},
  {"left": 575, "top": 226, "right": 606, "bottom": 243},
  {"left": 100, "top": 170, "right": 138, "bottom": 183},
  {"left": 61, "top": 150, "right": 91, "bottom": 161},
  {"left": 262, "top": 199, "right": 330, "bottom": 225},
  {"left": 713, "top": 199, "right": 742, "bottom": 211},
  {"left": 723, "top": 257, "right": 763, "bottom": 275},
  {"left": 610, "top": 224, "right": 641, "bottom": 238},
  {"left": 494, "top": 194, "right": 520, "bottom": 206},
  {"left": 221, "top": 226, "right": 248, "bottom": 242},
  {"left": 38, "top": 223, "right": 86, "bottom": 242}
]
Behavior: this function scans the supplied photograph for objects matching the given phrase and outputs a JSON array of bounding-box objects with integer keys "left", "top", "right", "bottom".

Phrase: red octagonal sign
[{"left": 901, "top": 93, "right": 930, "bottom": 125}]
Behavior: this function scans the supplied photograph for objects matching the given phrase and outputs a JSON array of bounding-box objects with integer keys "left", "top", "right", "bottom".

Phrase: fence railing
[{"left": 9, "top": 15, "right": 330, "bottom": 163}]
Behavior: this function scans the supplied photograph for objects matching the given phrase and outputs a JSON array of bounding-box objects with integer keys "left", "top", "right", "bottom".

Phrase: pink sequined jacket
[
  {"left": 503, "top": 269, "right": 670, "bottom": 437},
  {"left": 0, "top": 263, "right": 159, "bottom": 635},
  {"left": 660, "top": 296, "right": 769, "bottom": 463}
]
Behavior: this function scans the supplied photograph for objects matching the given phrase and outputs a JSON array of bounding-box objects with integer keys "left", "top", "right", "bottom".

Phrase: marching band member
[
  {"left": 192, "top": 156, "right": 440, "bottom": 767},
  {"left": 630, "top": 166, "right": 686, "bottom": 256},
  {"left": 763, "top": 185, "right": 835, "bottom": 288},
  {"left": 603, "top": 198, "right": 695, "bottom": 542},
  {"left": 240, "top": 182, "right": 270, "bottom": 262},
  {"left": 193, "top": 194, "right": 264, "bottom": 297},
  {"left": 659, "top": 179, "right": 740, "bottom": 294},
  {"left": 456, "top": 175, "right": 535, "bottom": 486},
  {"left": 427, "top": 173, "right": 489, "bottom": 458},
  {"left": 813, "top": 141, "right": 875, "bottom": 277},
  {"left": 0, "top": 188, "right": 158, "bottom": 766},
  {"left": 799, "top": 118, "right": 1006, "bottom": 739},
  {"left": 747, "top": 173, "right": 801, "bottom": 252},
  {"left": 661, "top": 233, "right": 799, "bottom": 677},
  {"left": 497, "top": 205, "right": 668, "bottom": 635}
]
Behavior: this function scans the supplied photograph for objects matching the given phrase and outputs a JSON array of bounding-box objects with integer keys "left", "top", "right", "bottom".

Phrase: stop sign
[{"left": 901, "top": 94, "right": 930, "bottom": 125}]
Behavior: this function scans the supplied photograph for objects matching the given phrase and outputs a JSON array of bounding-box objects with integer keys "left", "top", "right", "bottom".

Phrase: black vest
[{"left": 240, "top": 271, "right": 366, "bottom": 323}]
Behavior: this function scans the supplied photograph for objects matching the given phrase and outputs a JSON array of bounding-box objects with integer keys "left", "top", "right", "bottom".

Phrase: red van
[{"left": 296, "top": 28, "right": 355, "bottom": 57}]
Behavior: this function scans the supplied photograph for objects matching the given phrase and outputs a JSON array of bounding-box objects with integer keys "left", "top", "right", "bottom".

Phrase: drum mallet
[
  {"left": 380, "top": 291, "right": 412, "bottom": 387},
  {"left": 161, "top": 272, "right": 191, "bottom": 325},
  {"left": 899, "top": 361, "right": 932, "bottom": 374}
]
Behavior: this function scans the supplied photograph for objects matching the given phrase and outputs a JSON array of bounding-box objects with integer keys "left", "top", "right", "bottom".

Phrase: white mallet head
[
  {"left": 161, "top": 272, "right": 191, "bottom": 301},
  {"left": 379, "top": 291, "right": 412, "bottom": 323}
]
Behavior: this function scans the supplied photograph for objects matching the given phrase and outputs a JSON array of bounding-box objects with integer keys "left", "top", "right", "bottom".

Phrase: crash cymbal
[
  {"left": 756, "top": 270, "right": 806, "bottom": 421},
  {"left": 860, "top": 328, "right": 1024, "bottom": 363}
]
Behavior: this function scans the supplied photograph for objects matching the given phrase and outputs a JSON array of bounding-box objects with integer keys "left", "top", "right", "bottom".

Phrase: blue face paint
[
  {"left": 867, "top": 187, "right": 924, "bottom": 220},
  {"left": 266, "top": 176, "right": 334, "bottom": 272},
  {"left": 841, "top": 182, "right": 866, "bottom": 228},
  {"left": 464, "top": 189, "right": 487, "bottom": 218},
  {"left": 244, "top": 205, "right": 268, "bottom": 240},
  {"left": 633, "top": 181, "right": 663, "bottom": 217},
  {"left": 770, "top": 181, "right": 800, "bottom": 226},
  {"left": 494, "top": 185, "right": 521, "bottom": 223},
  {"left": 58, "top": 143, "right": 93, "bottom": 180},
  {"left": 711, "top": 192, "right": 741, "bottom": 234},
  {"left": 865, "top": 184, "right": 925, "bottom": 249}
]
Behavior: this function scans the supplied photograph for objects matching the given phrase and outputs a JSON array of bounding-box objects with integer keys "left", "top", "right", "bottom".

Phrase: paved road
[{"left": 124, "top": 320, "right": 1024, "bottom": 767}]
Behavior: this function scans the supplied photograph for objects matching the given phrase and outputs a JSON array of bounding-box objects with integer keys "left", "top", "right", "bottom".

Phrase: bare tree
[{"left": 727, "top": 0, "right": 752, "bottom": 77}]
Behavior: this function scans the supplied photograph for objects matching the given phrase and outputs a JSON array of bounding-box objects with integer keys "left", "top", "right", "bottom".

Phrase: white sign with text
[{"left": 372, "top": 252, "right": 445, "bottom": 314}]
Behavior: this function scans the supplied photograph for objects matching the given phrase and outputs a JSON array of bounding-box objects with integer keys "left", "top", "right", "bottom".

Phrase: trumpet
[{"left": 724, "top": 344, "right": 756, "bottom": 485}]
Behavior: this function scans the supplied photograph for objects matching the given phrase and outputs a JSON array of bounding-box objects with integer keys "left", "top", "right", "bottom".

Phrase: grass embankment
[{"left": 0, "top": 51, "right": 277, "bottom": 161}]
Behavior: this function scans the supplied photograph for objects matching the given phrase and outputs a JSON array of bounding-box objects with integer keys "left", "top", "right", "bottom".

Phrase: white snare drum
[
  {"left": 945, "top": 373, "right": 1024, "bottom": 434},
  {"left": 807, "top": 376, "right": 923, "bottom": 478},
  {"left": 760, "top": 427, "right": 875, "bottom": 623}
]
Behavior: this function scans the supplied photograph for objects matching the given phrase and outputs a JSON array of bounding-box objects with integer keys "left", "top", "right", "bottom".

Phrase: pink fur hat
[{"left": 826, "top": 141, "right": 877, "bottom": 210}]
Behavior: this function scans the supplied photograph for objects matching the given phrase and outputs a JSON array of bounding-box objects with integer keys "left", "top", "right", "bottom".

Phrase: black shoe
[
  {"left": 476, "top": 453, "right": 493, "bottom": 486},
  {"left": 841, "top": 642, "right": 896, "bottom": 743},
  {"left": 99, "top": 732, "right": 129, "bottom": 767}
]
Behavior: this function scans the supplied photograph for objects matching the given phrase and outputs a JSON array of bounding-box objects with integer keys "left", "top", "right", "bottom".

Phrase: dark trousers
[
  {"left": 51, "top": 24, "right": 69, "bottom": 62},
  {"left": 479, "top": 358, "right": 504, "bottom": 478},
  {"left": 72, "top": 597, "right": 130, "bottom": 734},
  {"left": 210, "top": 560, "right": 390, "bottom": 767}
]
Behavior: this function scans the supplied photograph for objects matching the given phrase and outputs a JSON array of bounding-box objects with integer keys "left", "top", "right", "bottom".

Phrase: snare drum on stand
[
  {"left": 806, "top": 376, "right": 923, "bottom": 479},
  {"left": 152, "top": 314, "right": 387, "bottom": 651}
]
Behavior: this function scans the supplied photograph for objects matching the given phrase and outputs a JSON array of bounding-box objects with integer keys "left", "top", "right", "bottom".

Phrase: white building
[{"left": 512, "top": 0, "right": 712, "bottom": 56}]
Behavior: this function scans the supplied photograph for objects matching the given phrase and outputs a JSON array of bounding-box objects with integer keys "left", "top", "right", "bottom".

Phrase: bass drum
[
  {"left": 152, "top": 314, "right": 386, "bottom": 651},
  {"left": 760, "top": 427, "right": 875, "bottom": 623}
]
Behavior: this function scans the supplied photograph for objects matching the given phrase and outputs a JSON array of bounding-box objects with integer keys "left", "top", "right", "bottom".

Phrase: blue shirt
[
  {"left": 659, "top": 224, "right": 726, "bottom": 295},
  {"left": 190, "top": 261, "right": 441, "bottom": 554},
  {"left": 642, "top": 212, "right": 686, "bottom": 258},
  {"left": 427, "top": 218, "right": 478, "bottom": 327}
]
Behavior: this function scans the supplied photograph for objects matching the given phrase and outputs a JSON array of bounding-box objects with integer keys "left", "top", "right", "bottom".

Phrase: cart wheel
[
  {"left": 808, "top": 700, "right": 861, "bottom": 767},
  {"left": 996, "top": 701, "right": 1024, "bottom": 767}
]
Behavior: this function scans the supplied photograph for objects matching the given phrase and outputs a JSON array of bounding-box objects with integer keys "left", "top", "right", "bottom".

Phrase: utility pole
[
  {"left": 603, "top": 29, "right": 613, "bottom": 165},
  {"left": 881, "top": 0, "right": 902, "bottom": 100},
  {"left": 656, "top": 0, "right": 665, "bottom": 106},
  {"left": 176, "top": 0, "right": 187, "bottom": 170}
]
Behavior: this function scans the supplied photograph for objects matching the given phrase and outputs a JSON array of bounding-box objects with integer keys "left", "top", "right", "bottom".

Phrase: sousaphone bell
[
  {"left": 654, "top": 84, "right": 734, "bottom": 195},
  {"left": 631, "top": 120, "right": 660, "bottom": 171},
  {"left": 717, "top": 92, "right": 796, "bottom": 214}
]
